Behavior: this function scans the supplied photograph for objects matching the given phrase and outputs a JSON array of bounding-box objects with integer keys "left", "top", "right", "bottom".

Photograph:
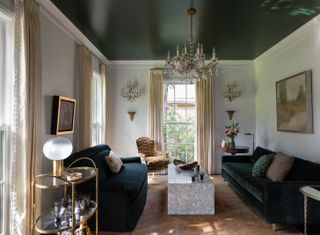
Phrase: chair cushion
[
  {"left": 252, "top": 154, "right": 275, "bottom": 177},
  {"left": 103, "top": 163, "right": 148, "bottom": 201},
  {"left": 146, "top": 156, "right": 169, "bottom": 170},
  {"left": 266, "top": 152, "right": 295, "bottom": 182}
]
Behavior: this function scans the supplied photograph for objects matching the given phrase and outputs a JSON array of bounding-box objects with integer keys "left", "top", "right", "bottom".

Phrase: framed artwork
[
  {"left": 276, "top": 70, "right": 313, "bottom": 133},
  {"left": 51, "top": 96, "right": 77, "bottom": 135}
]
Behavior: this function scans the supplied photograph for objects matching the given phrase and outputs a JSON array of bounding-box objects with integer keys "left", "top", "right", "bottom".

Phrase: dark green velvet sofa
[
  {"left": 65, "top": 144, "right": 148, "bottom": 232},
  {"left": 222, "top": 146, "right": 320, "bottom": 225}
]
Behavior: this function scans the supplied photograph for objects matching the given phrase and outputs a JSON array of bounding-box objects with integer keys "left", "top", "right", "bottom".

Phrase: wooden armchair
[{"left": 136, "top": 137, "right": 169, "bottom": 172}]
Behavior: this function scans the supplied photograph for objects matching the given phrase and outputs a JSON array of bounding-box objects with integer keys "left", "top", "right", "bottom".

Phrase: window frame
[
  {"left": 91, "top": 70, "right": 104, "bottom": 146},
  {"left": 0, "top": 8, "right": 13, "bottom": 235},
  {"left": 163, "top": 82, "right": 196, "bottom": 162}
]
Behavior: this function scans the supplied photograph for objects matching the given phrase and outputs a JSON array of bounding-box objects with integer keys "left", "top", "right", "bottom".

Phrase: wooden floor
[{"left": 100, "top": 175, "right": 301, "bottom": 235}]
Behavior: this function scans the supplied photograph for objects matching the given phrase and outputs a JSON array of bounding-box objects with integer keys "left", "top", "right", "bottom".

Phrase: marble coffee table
[{"left": 167, "top": 163, "right": 215, "bottom": 215}]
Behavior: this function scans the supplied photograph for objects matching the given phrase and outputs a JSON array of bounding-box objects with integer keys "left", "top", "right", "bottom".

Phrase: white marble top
[
  {"left": 300, "top": 186, "right": 320, "bottom": 201},
  {"left": 168, "top": 163, "right": 213, "bottom": 184}
]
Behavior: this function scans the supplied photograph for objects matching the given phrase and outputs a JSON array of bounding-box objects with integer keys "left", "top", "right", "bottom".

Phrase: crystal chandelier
[{"left": 164, "top": 2, "right": 218, "bottom": 83}]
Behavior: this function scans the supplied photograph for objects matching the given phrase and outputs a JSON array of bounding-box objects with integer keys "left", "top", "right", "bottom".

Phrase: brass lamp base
[{"left": 53, "top": 160, "right": 64, "bottom": 176}]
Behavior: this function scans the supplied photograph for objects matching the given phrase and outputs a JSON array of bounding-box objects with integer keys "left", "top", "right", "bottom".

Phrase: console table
[{"left": 220, "top": 146, "right": 249, "bottom": 155}]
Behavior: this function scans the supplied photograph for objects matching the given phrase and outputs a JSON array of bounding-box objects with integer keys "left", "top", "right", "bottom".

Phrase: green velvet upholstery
[
  {"left": 65, "top": 145, "right": 148, "bottom": 232},
  {"left": 251, "top": 146, "right": 275, "bottom": 164},
  {"left": 223, "top": 162, "right": 269, "bottom": 202},
  {"left": 222, "top": 146, "right": 320, "bottom": 225}
]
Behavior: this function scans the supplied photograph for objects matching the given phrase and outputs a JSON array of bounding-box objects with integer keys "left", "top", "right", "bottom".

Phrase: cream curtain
[
  {"left": 196, "top": 78, "right": 215, "bottom": 175},
  {"left": 101, "top": 63, "right": 109, "bottom": 144},
  {"left": 149, "top": 69, "right": 164, "bottom": 151},
  {"left": 10, "top": 0, "right": 42, "bottom": 234},
  {"left": 78, "top": 46, "right": 93, "bottom": 149}
]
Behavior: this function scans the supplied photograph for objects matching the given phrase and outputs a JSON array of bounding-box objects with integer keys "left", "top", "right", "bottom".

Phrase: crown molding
[
  {"left": 107, "top": 60, "right": 165, "bottom": 68},
  {"left": 255, "top": 13, "right": 320, "bottom": 63},
  {"left": 107, "top": 60, "right": 254, "bottom": 68},
  {"left": 36, "top": 0, "right": 108, "bottom": 64}
]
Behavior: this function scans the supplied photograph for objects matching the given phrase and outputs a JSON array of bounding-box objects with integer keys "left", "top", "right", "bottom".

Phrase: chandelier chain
[{"left": 164, "top": 2, "right": 218, "bottom": 83}]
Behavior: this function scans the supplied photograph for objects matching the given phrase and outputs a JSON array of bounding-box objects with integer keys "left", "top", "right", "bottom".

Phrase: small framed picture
[
  {"left": 51, "top": 96, "right": 76, "bottom": 135},
  {"left": 276, "top": 70, "right": 313, "bottom": 133}
]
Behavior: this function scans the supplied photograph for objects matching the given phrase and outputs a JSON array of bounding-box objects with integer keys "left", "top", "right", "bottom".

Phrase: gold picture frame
[
  {"left": 51, "top": 96, "right": 76, "bottom": 135},
  {"left": 276, "top": 70, "right": 313, "bottom": 133}
]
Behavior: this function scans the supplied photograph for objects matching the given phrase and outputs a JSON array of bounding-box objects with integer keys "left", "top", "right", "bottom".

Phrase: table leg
[{"left": 304, "top": 195, "right": 307, "bottom": 235}]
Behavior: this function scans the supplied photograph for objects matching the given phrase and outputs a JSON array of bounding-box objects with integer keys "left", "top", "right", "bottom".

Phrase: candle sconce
[
  {"left": 221, "top": 81, "right": 242, "bottom": 102},
  {"left": 121, "top": 80, "right": 142, "bottom": 102},
  {"left": 128, "top": 111, "right": 136, "bottom": 121}
]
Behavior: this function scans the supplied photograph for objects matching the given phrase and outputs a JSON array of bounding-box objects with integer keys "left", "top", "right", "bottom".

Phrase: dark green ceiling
[{"left": 52, "top": 0, "right": 320, "bottom": 60}]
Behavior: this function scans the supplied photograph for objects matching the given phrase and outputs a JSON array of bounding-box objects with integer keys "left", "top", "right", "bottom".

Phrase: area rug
[{"left": 102, "top": 175, "right": 301, "bottom": 235}]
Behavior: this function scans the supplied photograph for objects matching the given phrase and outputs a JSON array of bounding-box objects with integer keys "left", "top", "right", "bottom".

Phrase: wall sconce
[
  {"left": 226, "top": 110, "right": 235, "bottom": 120},
  {"left": 121, "top": 80, "right": 142, "bottom": 102},
  {"left": 128, "top": 111, "right": 136, "bottom": 121},
  {"left": 221, "top": 81, "right": 242, "bottom": 102}
]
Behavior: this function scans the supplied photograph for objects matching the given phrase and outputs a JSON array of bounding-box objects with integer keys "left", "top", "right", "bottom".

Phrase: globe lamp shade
[{"left": 43, "top": 137, "right": 73, "bottom": 176}]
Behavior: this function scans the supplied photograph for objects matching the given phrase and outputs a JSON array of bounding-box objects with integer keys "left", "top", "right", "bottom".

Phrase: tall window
[
  {"left": 163, "top": 83, "right": 196, "bottom": 162},
  {"left": 0, "top": 9, "right": 13, "bottom": 235},
  {"left": 92, "top": 70, "right": 104, "bottom": 146}
]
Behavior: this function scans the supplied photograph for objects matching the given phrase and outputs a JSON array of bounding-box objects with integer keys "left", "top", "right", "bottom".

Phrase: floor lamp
[{"left": 244, "top": 133, "right": 255, "bottom": 154}]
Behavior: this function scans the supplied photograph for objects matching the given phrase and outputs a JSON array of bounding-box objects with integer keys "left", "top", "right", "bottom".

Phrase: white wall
[
  {"left": 254, "top": 15, "right": 320, "bottom": 163},
  {"left": 215, "top": 61, "right": 256, "bottom": 173},
  {"left": 107, "top": 61, "right": 256, "bottom": 173},
  {"left": 107, "top": 61, "right": 162, "bottom": 156},
  {"left": 0, "top": 0, "right": 13, "bottom": 12},
  {"left": 40, "top": 12, "right": 77, "bottom": 172}
]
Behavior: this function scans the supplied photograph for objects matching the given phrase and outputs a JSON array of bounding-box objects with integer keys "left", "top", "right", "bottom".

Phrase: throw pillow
[
  {"left": 252, "top": 153, "right": 275, "bottom": 177},
  {"left": 251, "top": 146, "right": 276, "bottom": 164},
  {"left": 105, "top": 151, "right": 123, "bottom": 174},
  {"left": 266, "top": 152, "right": 295, "bottom": 182}
]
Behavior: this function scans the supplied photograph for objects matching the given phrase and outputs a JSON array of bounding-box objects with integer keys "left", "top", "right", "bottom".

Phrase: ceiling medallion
[{"left": 164, "top": 2, "right": 218, "bottom": 83}]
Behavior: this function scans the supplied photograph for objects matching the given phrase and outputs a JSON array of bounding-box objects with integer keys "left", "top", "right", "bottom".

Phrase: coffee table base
[{"left": 168, "top": 183, "right": 215, "bottom": 215}]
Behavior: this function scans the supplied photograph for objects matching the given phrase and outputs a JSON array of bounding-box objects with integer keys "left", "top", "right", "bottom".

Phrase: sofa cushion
[
  {"left": 223, "top": 162, "right": 270, "bottom": 202},
  {"left": 106, "top": 151, "right": 123, "bottom": 174},
  {"left": 252, "top": 154, "right": 275, "bottom": 177},
  {"left": 103, "top": 163, "right": 148, "bottom": 201},
  {"left": 266, "top": 153, "right": 295, "bottom": 182},
  {"left": 251, "top": 146, "right": 276, "bottom": 164}
]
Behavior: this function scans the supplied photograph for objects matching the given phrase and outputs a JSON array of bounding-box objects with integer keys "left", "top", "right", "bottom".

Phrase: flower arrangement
[{"left": 224, "top": 122, "right": 240, "bottom": 149}]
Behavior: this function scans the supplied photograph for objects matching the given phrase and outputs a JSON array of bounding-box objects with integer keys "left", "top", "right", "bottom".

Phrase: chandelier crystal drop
[{"left": 164, "top": 4, "right": 218, "bottom": 83}]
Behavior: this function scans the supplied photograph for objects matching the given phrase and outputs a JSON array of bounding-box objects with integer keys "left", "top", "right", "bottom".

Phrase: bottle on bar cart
[{"left": 75, "top": 216, "right": 90, "bottom": 235}]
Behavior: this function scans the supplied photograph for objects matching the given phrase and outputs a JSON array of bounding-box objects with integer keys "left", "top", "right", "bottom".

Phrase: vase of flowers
[{"left": 224, "top": 122, "right": 240, "bottom": 149}]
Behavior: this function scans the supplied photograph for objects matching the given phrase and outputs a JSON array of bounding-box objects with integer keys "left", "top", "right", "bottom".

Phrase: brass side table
[
  {"left": 31, "top": 157, "right": 99, "bottom": 234},
  {"left": 299, "top": 186, "right": 320, "bottom": 235}
]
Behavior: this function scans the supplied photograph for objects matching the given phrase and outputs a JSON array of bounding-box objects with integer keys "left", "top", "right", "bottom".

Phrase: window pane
[
  {"left": 175, "top": 84, "right": 186, "bottom": 103},
  {"left": 163, "top": 83, "right": 196, "bottom": 162},
  {"left": 0, "top": 185, "right": 2, "bottom": 233},
  {"left": 0, "top": 130, "right": 3, "bottom": 180}
]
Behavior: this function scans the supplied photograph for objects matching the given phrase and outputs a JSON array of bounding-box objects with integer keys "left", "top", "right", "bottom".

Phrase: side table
[
  {"left": 299, "top": 186, "right": 320, "bottom": 235},
  {"left": 220, "top": 146, "right": 249, "bottom": 155}
]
